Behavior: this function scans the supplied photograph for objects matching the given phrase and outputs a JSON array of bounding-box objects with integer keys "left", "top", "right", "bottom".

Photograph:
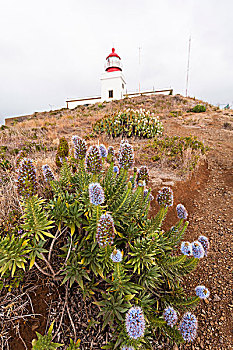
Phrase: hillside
[{"left": 0, "top": 94, "right": 232, "bottom": 350}]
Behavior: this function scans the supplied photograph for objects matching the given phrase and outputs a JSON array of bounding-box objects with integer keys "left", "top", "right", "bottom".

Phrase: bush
[
  {"left": 143, "top": 135, "right": 208, "bottom": 171},
  {"left": 190, "top": 105, "right": 206, "bottom": 113},
  {"left": 55, "top": 137, "right": 69, "bottom": 167},
  {"left": 0, "top": 138, "right": 210, "bottom": 349},
  {"left": 92, "top": 108, "right": 163, "bottom": 138}
]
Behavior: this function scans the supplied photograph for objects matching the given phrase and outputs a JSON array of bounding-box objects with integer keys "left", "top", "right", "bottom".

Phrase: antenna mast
[
  {"left": 139, "top": 46, "right": 142, "bottom": 93},
  {"left": 185, "top": 36, "right": 191, "bottom": 97}
]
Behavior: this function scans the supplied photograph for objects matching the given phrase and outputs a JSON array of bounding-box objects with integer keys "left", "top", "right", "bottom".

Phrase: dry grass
[{"left": 0, "top": 94, "right": 217, "bottom": 225}]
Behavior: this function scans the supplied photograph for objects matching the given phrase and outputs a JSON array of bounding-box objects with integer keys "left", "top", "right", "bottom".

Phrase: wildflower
[
  {"left": 16, "top": 158, "right": 38, "bottom": 197},
  {"left": 176, "top": 204, "right": 188, "bottom": 220},
  {"left": 125, "top": 306, "right": 145, "bottom": 339},
  {"left": 192, "top": 241, "right": 205, "bottom": 259},
  {"left": 179, "top": 312, "right": 198, "bottom": 342},
  {"left": 72, "top": 135, "right": 87, "bottom": 160},
  {"left": 163, "top": 307, "right": 178, "bottom": 327},
  {"left": 198, "top": 235, "right": 209, "bottom": 256},
  {"left": 121, "top": 346, "right": 135, "bottom": 350},
  {"left": 42, "top": 164, "right": 55, "bottom": 182},
  {"left": 85, "top": 145, "right": 102, "bottom": 174},
  {"left": 96, "top": 213, "right": 115, "bottom": 247},
  {"left": 113, "top": 165, "right": 119, "bottom": 174},
  {"left": 99, "top": 144, "right": 107, "bottom": 158},
  {"left": 138, "top": 180, "right": 145, "bottom": 187},
  {"left": 136, "top": 166, "right": 149, "bottom": 185},
  {"left": 118, "top": 141, "right": 134, "bottom": 169},
  {"left": 157, "top": 187, "right": 173, "bottom": 207},
  {"left": 110, "top": 249, "right": 123, "bottom": 263},
  {"left": 89, "top": 183, "right": 105, "bottom": 206},
  {"left": 181, "top": 242, "right": 192, "bottom": 256},
  {"left": 195, "top": 286, "right": 210, "bottom": 299}
]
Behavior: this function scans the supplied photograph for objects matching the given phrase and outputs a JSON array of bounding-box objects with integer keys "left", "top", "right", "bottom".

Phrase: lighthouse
[
  {"left": 100, "top": 48, "right": 126, "bottom": 102},
  {"left": 65, "top": 47, "right": 173, "bottom": 109}
]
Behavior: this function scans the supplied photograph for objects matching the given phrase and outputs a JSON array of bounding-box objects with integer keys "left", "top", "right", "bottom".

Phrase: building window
[
  {"left": 122, "top": 83, "right": 124, "bottom": 89},
  {"left": 109, "top": 90, "right": 113, "bottom": 98}
]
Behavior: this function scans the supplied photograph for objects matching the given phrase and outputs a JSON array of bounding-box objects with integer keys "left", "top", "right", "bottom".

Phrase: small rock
[{"left": 213, "top": 294, "right": 221, "bottom": 302}]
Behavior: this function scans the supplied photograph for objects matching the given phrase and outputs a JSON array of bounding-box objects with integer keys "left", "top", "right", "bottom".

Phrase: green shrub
[
  {"left": 93, "top": 108, "right": 163, "bottom": 138},
  {"left": 32, "top": 323, "right": 81, "bottom": 349},
  {"left": 32, "top": 322, "right": 64, "bottom": 350},
  {"left": 190, "top": 105, "right": 206, "bottom": 113},
  {"left": 144, "top": 135, "right": 208, "bottom": 170},
  {"left": 55, "top": 137, "right": 69, "bottom": 167}
]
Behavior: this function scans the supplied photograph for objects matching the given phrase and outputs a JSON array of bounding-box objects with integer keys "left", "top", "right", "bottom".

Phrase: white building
[
  {"left": 100, "top": 48, "right": 126, "bottom": 102},
  {"left": 66, "top": 48, "right": 126, "bottom": 108},
  {"left": 66, "top": 48, "right": 172, "bottom": 109}
]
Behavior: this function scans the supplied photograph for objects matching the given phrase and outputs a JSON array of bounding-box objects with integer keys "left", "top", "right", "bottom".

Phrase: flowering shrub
[
  {"left": 198, "top": 235, "right": 209, "bottom": 256},
  {"left": 42, "top": 164, "right": 55, "bottom": 183},
  {"left": 0, "top": 138, "right": 211, "bottom": 349},
  {"left": 176, "top": 203, "right": 188, "bottom": 220},
  {"left": 179, "top": 313, "right": 198, "bottom": 342},
  {"left": 125, "top": 307, "right": 145, "bottom": 339},
  {"left": 157, "top": 186, "right": 174, "bottom": 207},
  {"left": 195, "top": 285, "right": 210, "bottom": 299},
  {"left": 72, "top": 135, "right": 87, "bottom": 160},
  {"left": 85, "top": 145, "right": 103, "bottom": 174},
  {"left": 89, "top": 182, "right": 105, "bottom": 205},
  {"left": 163, "top": 307, "right": 178, "bottom": 327},
  {"left": 92, "top": 108, "right": 163, "bottom": 138},
  {"left": 16, "top": 158, "right": 38, "bottom": 197},
  {"left": 118, "top": 140, "right": 134, "bottom": 169}
]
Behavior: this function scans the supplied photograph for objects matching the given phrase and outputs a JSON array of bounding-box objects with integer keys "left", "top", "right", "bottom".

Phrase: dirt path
[
  {"left": 181, "top": 162, "right": 233, "bottom": 350},
  {"left": 158, "top": 112, "right": 233, "bottom": 349}
]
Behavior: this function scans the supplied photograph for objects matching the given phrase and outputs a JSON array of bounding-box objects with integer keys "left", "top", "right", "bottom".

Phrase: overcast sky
[{"left": 0, "top": 0, "right": 233, "bottom": 123}]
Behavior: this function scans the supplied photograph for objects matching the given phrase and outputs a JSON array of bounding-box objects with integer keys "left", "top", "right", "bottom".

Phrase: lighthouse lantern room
[{"left": 101, "top": 48, "right": 126, "bottom": 102}]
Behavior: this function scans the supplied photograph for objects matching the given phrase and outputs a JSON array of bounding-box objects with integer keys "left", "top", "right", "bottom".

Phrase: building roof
[{"left": 106, "top": 48, "right": 121, "bottom": 60}]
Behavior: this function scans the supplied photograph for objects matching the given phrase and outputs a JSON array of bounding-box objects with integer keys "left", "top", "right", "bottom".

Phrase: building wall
[
  {"left": 100, "top": 71, "right": 126, "bottom": 102},
  {"left": 67, "top": 97, "right": 101, "bottom": 109}
]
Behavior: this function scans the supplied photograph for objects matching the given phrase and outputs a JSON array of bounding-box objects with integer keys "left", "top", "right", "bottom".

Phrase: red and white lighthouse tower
[{"left": 101, "top": 48, "right": 126, "bottom": 102}]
